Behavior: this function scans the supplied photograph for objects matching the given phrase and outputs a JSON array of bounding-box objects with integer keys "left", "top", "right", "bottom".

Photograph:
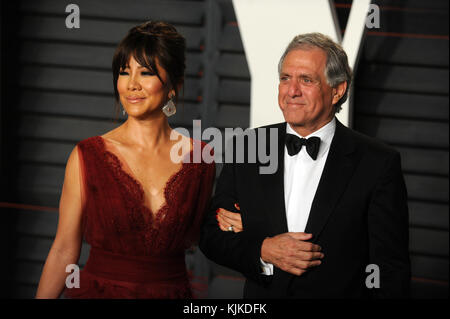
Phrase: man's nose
[{"left": 288, "top": 80, "right": 302, "bottom": 97}]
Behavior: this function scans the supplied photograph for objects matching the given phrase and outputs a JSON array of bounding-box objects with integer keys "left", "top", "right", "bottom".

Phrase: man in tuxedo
[{"left": 199, "top": 33, "right": 410, "bottom": 298}]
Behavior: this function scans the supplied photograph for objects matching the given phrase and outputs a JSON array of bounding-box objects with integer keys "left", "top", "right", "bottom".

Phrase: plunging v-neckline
[{"left": 97, "top": 136, "right": 193, "bottom": 219}]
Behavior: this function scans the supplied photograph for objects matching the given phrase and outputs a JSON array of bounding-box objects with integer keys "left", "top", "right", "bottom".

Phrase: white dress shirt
[{"left": 261, "top": 118, "right": 336, "bottom": 275}]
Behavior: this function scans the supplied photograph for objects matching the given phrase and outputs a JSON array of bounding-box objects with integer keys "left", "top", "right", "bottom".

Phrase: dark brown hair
[{"left": 112, "top": 21, "right": 186, "bottom": 103}]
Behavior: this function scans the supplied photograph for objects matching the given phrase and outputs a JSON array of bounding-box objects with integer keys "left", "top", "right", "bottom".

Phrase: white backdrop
[{"left": 232, "top": 0, "right": 372, "bottom": 128}]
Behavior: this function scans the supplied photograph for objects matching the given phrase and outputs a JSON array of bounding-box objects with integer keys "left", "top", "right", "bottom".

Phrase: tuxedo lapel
[
  {"left": 259, "top": 123, "right": 289, "bottom": 236},
  {"left": 304, "top": 120, "right": 358, "bottom": 240}
]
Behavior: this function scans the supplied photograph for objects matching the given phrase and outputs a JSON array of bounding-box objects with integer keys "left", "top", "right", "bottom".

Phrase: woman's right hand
[{"left": 216, "top": 203, "right": 243, "bottom": 233}]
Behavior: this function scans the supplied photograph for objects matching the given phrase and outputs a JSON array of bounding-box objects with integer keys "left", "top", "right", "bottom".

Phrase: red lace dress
[{"left": 63, "top": 136, "right": 215, "bottom": 299}]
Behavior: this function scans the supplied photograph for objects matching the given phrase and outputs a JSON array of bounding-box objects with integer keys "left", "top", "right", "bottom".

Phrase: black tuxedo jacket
[{"left": 199, "top": 119, "right": 410, "bottom": 298}]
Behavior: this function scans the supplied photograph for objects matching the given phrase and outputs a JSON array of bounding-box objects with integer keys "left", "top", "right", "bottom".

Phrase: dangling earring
[
  {"left": 162, "top": 95, "right": 176, "bottom": 117},
  {"left": 122, "top": 107, "right": 126, "bottom": 116}
]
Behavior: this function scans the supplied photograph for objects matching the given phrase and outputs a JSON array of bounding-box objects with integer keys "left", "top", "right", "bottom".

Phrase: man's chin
[
  {"left": 282, "top": 114, "right": 306, "bottom": 127},
  {"left": 286, "top": 122, "right": 307, "bottom": 129}
]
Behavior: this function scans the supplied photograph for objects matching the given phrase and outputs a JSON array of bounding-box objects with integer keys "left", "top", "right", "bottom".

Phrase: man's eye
[{"left": 302, "top": 78, "right": 312, "bottom": 83}]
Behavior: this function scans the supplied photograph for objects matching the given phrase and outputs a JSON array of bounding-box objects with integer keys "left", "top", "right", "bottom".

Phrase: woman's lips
[{"left": 126, "top": 96, "right": 146, "bottom": 103}]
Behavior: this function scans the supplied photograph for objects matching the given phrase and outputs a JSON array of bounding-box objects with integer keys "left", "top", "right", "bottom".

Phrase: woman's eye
[
  {"left": 119, "top": 71, "right": 128, "bottom": 76},
  {"left": 141, "top": 71, "right": 155, "bottom": 76}
]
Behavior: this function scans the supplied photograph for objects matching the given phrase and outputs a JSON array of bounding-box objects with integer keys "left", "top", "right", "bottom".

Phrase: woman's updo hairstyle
[{"left": 112, "top": 21, "right": 186, "bottom": 103}]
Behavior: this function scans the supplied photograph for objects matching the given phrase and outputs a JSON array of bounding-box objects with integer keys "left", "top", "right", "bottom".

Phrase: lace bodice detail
[{"left": 78, "top": 136, "right": 215, "bottom": 256}]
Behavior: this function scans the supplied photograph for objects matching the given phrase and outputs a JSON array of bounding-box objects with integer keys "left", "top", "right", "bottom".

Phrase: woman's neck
[{"left": 120, "top": 115, "right": 172, "bottom": 149}]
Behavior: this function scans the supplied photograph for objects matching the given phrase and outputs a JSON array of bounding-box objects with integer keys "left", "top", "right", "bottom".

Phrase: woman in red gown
[{"left": 35, "top": 21, "right": 215, "bottom": 299}]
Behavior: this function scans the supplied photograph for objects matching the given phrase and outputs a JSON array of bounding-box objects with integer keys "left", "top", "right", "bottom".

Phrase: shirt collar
[{"left": 286, "top": 117, "right": 336, "bottom": 158}]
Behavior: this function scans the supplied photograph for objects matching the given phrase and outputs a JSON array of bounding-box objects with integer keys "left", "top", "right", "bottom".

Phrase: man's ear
[{"left": 332, "top": 81, "right": 347, "bottom": 105}]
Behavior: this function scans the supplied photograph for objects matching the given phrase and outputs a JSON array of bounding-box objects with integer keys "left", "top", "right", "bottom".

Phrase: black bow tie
[{"left": 285, "top": 134, "right": 321, "bottom": 160}]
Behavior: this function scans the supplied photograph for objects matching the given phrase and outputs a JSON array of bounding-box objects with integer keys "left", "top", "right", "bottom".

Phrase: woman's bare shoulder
[{"left": 99, "top": 126, "right": 125, "bottom": 144}]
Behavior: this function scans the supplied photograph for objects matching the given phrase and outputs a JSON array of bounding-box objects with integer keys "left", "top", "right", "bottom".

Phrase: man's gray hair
[{"left": 278, "top": 33, "right": 353, "bottom": 113}]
